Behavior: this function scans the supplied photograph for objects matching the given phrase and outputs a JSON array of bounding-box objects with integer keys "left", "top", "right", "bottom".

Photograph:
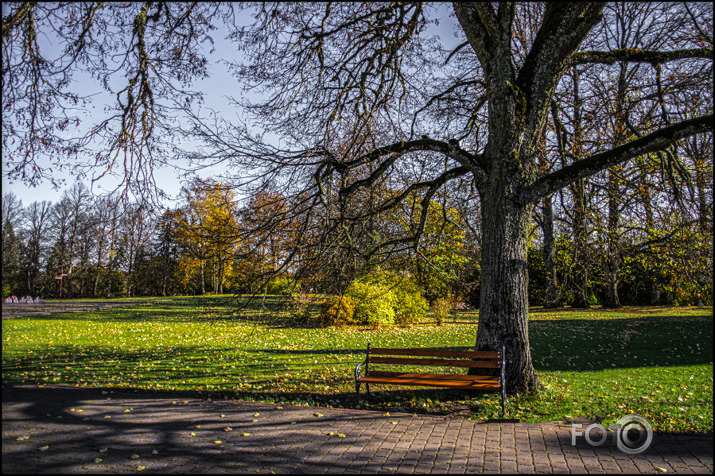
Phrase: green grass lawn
[{"left": 2, "top": 296, "right": 712, "bottom": 433}]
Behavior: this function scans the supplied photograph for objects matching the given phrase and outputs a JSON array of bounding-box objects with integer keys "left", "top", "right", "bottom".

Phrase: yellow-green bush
[
  {"left": 391, "top": 276, "right": 429, "bottom": 325},
  {"left": 318, "top": 295, "right": 356, "bottom": 327},
  {"left": 345, "top": 280, "right": 396, "bottom": 327},
  {"left": 341, "top": 270, "right": 428, "bottom": 327}
]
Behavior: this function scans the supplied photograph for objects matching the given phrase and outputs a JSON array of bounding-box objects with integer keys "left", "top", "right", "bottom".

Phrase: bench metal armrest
[
  {"left": 355, "top": 343, "right": 371, "bottom": 385},
  {"left": 355, "top": 359, "right": 367, "bottom": 382}
]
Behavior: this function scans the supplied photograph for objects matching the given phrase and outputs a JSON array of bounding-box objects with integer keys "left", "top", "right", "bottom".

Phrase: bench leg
[
  {"left": 356, "top": 381, "right": 360, "bottom": 394},
  {"left": 366, "top": 383, "right": 370, "bottom": 395}
]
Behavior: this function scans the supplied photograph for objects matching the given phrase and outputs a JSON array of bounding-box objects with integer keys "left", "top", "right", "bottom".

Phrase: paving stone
[{"left": 3, "top": 381, "right": 712, "bottom": 474}]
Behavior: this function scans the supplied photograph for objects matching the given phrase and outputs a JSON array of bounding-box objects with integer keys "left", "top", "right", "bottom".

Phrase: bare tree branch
[
  {"left": 522, "top": 114, "right": 714, "bottom": 205},
  {"left": 570, "top": 47, "right": 712, "bottom": 65}
]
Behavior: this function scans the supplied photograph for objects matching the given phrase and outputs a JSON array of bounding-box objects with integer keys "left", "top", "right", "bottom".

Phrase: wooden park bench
[{"left": 355, "top": 343, "right": 507, "bottom": 414}]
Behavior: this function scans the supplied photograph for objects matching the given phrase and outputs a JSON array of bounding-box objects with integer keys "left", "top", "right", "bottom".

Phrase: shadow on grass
[
  {"left": 528, "top": 314, "right": 713, "bottom": 371},
  {"left": 253, "top": 314, "right": 713, "bottom": 371}
]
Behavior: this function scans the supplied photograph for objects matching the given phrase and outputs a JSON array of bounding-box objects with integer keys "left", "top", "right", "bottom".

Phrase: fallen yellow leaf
[{"left": 39, "top": 445, "right": 49, "bottom": 451}]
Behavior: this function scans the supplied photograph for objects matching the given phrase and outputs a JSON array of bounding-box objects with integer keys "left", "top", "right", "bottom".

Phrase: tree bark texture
[{"left": 475, "top": 190, "right": 539, "bottom": 392}]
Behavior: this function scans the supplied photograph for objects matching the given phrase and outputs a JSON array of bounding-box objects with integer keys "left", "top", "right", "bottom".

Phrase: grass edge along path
[{"left": 2, "top": 297, "right": 712, "bottom": 434}]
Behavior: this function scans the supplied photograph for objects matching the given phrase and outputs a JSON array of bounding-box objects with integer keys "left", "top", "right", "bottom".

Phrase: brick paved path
[{"left": 3, "top": 381, "right": 712, "bottom": 474}]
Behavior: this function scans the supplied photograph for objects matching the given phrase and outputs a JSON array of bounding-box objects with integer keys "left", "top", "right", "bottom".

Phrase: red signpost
[{"left": 55, "top": 269, "right": 68, "bottom": 298}]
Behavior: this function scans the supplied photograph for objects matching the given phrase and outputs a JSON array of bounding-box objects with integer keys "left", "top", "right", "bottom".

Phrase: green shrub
[
  {"left": 432, "top": 298, "right": 453, "bottom": 326},
  {"left": 392, "top": 277, "right": 429, "bottom": 325},
  {"left": 341, "top": 270, "right": 428, "bottom": 327},
  {"left": 318, "top": 296, "right": 356, "bottom": 327},
  {"left": 346, "top": 279, "right": 396, "bottom": 327},
  {"left": 663, "top": 281, "right": 709, "bottom": 306}
]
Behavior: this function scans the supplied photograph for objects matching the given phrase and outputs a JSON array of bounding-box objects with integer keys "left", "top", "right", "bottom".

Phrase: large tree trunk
[{"left": 475, "top": 188, "right": 540, "bottom": 393}]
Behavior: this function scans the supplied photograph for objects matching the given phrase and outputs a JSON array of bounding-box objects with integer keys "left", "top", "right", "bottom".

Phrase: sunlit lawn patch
[{"left": 2, "top": 297, "right": 712, "bottom": 433}]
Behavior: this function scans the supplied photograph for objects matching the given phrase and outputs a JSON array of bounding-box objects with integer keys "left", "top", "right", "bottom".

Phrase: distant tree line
[{"left": 3, "top": 157, "right": 711, "bottom": 306}]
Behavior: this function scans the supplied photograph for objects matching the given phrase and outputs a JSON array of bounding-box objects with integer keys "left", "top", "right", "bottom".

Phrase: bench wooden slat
[
  {"left": 370, "top": 348, "right": 501, "bottom": 359},
  {"left": 367, "top": 371, "right": 499, "bottom": 384},
  {"left": 360, "top": 375, "right": 500, "bottom": 389},
  {"left": 368, "top": 356, "right": 501, "bottom": 368}
]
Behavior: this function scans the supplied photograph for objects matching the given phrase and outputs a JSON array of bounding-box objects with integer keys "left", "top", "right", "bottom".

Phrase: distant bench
[{"left": 355, "top": 343, "right": 507, "bottom": 414}]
